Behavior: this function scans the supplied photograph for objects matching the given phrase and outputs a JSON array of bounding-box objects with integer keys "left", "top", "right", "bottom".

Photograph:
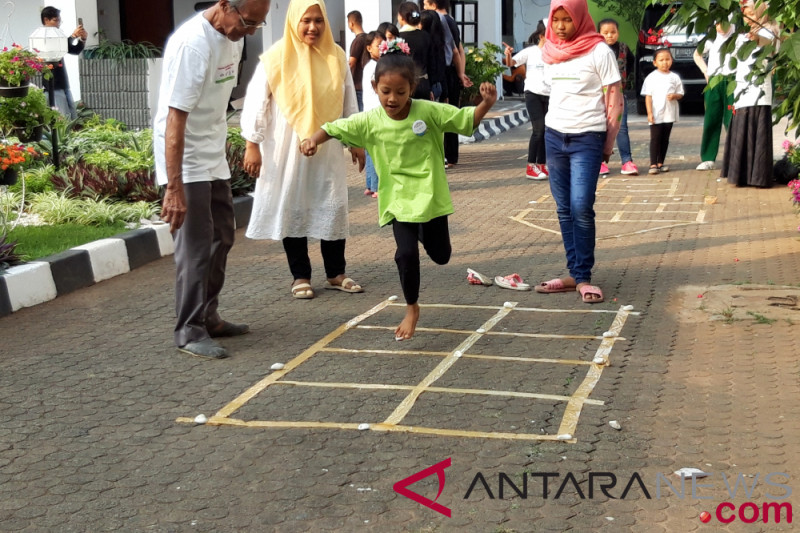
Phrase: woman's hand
[
  {"left": 244, "top": 141, "right": 262, "bottom": 177},
  {"left": 299, "top": 138, "right": 318, "bottom": 156}
]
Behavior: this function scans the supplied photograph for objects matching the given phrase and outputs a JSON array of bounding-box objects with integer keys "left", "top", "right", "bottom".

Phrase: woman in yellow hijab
[{"left": 241, "top": 0, "right": 364, "bottom": 299}]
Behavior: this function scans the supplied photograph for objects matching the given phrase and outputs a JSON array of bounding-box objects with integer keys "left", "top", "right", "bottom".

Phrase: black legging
[
  {"left": 282, "top": 237, "right": 346, "bottom": 280},
  {"left": 649, "top": 122, "right": 674, "bottom": 166},
  {"left": 392, "top": 216, "right": 451, "bottom": 305},
  {"left": 525, "top": 91, "right": 549, "bottom": 165}
]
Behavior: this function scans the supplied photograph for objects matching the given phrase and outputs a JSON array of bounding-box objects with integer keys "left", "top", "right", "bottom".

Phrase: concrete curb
[
  {"left": 460, "top": 106, "right": 529, "bottom": 144},
  {"left": 0, "top": 196, "right": 253, "bottom": 317}
]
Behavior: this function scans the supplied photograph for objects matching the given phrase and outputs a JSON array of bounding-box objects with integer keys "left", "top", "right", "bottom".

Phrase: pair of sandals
[
  {"left": 291, "top": 277, "right": 363, "bottom": 299},
  {"left": 468, "top": 269, "right": 604, "bottom": 303}
]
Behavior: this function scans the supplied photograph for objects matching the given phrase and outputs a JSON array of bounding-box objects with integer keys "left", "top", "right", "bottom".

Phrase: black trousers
[
  {"left": 443, "top": 65, "right": 462, "bottom": 164},
  {"left": 392, "top": 216, "right": 451, "bottom": 305},
  {"left": 282, "top": 237, "right": 346, "bottom": 280},
  {"left": 525, "top": 91, "right": 549, "bottom": 164},
  {"left": 649, "top": 122, "right": 674, "bottom": 166}
]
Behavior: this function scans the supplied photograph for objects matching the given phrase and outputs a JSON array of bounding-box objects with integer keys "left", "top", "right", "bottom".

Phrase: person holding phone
[{"left": 40, "top": 6, "right": 87, "bottom": 119}]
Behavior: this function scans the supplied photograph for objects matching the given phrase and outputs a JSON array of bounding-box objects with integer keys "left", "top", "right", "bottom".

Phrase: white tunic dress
[{"left": 240, "top": 66, "right": 358, "bottom": 241}]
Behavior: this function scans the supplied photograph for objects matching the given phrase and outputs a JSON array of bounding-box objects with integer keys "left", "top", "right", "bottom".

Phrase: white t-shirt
[
  {"left": 153, "top": 13, "right": 242, "bottom": 186},
  {"left": 512, "top": 45, "right": 550, "bottom": 96},
  {"left": 732, "top": 33, "right": 773, "bottom": 108},
  {"left": 641, "top": 70, "right": 684, "bottom": 124},
  {"left": 362, "top": 59, "right": 380, "bottom": 111},
  {"left": 544, "top": 43, "right": 620, "bottom": 133},
  {"left": 705, "top": 27, "right": 736, "bottom": 76}
]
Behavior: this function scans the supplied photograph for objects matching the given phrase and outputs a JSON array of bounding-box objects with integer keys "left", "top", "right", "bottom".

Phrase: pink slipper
[
  {"left": 579, "top": 285, "right": 604, "bottom": 303},
  {"left": 535, "top": 278, "right": 577, "bottom": 294},
  {"left": 494, "top": 273, "right": 531, "bottom": 291}
]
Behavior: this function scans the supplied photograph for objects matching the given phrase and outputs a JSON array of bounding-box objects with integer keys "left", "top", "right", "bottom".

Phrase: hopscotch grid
[
  {"left": 513, "top": 175, "right": 709, "bottom": 238},
  {"left": 177, "top": 300, "right": 637, "bottom": 442}
]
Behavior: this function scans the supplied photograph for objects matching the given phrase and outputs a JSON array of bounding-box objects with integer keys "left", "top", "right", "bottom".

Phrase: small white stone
[
  {"left": 504, "top": 302, "right": 514, "bottom": 308},
  {"left": 623, "top": 305, "right": 634, "bottom": 311},
  {"left": 643, "top": 199, "right": 648, "bottom": 203},
  {"left": 557, "top": 434, "right": 572, "bottom": 440},
  {"left": 528, "top": 200, "right": 538, "bottom": 204},
  {"left": 605, "top": 517, "right": 615, "bottom": 521},
  {"left": 674, "top": 467, "right": 709, "bottom": 478},
  {"left": 673, "top": 197, "right": 681, "bottom": 201},
  {"left": 717, "top": 178, "right": 722, "bottom": 182},
  {"left": 357, "top": 423, "right": 370, "bottom": 431},
  {"left": 602, "top": 331, "right": 615, "bottom": 338},
  {"left": 453, "top": 351, "right": 463, "bottom": 358},
  {"left": 388, "top": 295, "right": 399, "bottom": 301},
  {"left": 193, "top": 414, "right": 207, "bottom": 424},
  {"left": 593, "top": 356, "right": 606, "bottom": 364},
  {"left": 270, "top": 363, "right": 285, "bottom": 371},
  {"left": 609, "top": 420, "right": 622, "bottom": 430},
  {"left": 346, "top": 320, "right": 357, "bottom": 328},
  {"left": 476, "top": 328, "right": 486, "bottom": 334}
]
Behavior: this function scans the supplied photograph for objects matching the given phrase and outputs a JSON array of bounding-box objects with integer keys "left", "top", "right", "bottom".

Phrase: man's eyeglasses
[{"left": 233, "top": 6, "right": 267, "bottom": 29}]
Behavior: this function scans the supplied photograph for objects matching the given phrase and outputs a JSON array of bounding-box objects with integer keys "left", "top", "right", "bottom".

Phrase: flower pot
[
  {"left": 0, "top": 167, "right": 18, "bottom": 186},
  {"left": 0, "top": 82, "right": 30, "bottom": 98},
  {"left": 12, "top": 124, "right": 43, "bottom": 143}
]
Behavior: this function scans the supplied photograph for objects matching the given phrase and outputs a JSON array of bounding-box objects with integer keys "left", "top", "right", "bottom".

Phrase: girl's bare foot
[{"left": 395, "top": 303, "right": 420, "bottom": 340}]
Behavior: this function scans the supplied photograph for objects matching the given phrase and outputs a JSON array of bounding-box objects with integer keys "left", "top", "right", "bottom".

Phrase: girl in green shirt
[{"left": 300, "top": 42, "right": 497, "bottom": 340}]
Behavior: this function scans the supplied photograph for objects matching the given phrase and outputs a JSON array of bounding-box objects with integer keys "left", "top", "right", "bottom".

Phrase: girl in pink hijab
[{"left": 533, "top": 0, "right": 623, "bottom": 304}]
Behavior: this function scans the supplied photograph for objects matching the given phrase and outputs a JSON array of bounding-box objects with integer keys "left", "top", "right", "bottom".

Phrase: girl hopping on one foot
[{"left": 300, "top": 39, "right": 497, "bottom": 339}]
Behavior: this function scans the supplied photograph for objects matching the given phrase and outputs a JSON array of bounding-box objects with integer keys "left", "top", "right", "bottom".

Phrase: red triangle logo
[{"left": 393, "top": 458, "right": 452, "bottom": 517}]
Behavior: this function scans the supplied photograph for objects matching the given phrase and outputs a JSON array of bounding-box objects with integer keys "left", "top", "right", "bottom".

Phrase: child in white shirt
[{"left": 641, "top": 48, "right": 684, "bottom": 174}]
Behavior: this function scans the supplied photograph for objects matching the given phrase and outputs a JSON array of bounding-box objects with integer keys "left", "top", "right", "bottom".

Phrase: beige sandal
[
  {"left": 291, "top": 282, "right": 315, "bottom": 299},
  {"left": 324, "top": 277, "right": 363, "bottom": 293}
]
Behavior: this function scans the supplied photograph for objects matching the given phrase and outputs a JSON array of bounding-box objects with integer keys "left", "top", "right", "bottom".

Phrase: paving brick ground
[{"left": 1, "top": 106, "right": 799, "bottom": 532}]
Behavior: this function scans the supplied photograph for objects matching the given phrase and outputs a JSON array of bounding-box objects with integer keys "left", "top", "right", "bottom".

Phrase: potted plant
[
  {"left": 462, "top": 42, "right": 506, "bottom": 106},
  {"left": 0, "top": 142, "right": 38, "bottom": 186},
  {"left": 0, "top": 87, "right": 60, "bottom": 142},
  {"left": 0, "top": 44, "right": 53, "bottom": 97}
]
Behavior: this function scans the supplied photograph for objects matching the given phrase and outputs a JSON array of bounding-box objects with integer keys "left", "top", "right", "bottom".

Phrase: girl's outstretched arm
[
  {"left": 299, "top": 129, "right": 333, "bottom": 156},
  {"left": 472, "top": 82, "right": 498, "bottom": 128}
]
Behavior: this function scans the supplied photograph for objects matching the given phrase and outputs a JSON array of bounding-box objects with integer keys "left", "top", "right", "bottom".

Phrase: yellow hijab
[{"left": 261, "top": 0, "right": 346, "bottom": 139}]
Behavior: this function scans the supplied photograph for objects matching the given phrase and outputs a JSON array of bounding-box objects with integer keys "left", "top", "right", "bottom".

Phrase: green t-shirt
[{"left": 322, "top": 99, "right": 476, "bottom": 226}]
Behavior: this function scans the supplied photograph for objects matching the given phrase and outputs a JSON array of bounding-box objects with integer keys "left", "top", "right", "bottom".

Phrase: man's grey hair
[{"left": 228, "top": 0, "right": 269, "bottom": 8}]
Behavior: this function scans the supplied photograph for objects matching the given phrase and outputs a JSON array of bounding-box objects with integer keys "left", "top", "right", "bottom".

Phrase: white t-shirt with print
[
  {"left": 512, "top": 45, "right": 550, "bottom": 96},
  {"left": 154, "top": 13, "right": 242, "bottom": 186},
  {"left": 545, "top": 43, "right": 621, "bottom": 134},
  {"left": 362, "top": 59, "right": 380, "bottom": 112},
  {"left": 641, "top": 70, "right": 684, "bottom": 124}
]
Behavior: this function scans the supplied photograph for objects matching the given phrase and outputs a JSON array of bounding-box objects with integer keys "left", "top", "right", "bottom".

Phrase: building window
[{"left": 451, "top": 1, "right": 478, "bottom": 47}]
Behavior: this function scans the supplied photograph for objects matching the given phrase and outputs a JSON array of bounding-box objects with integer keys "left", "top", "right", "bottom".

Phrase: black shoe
[{"left": 208, "top": 321, "right": 250, "bottom": 338}]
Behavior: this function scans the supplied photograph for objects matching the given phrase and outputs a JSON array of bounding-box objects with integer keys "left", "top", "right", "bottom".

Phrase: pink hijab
[{"left": 541, "top": 0, "right": 605, "bottom": 64}]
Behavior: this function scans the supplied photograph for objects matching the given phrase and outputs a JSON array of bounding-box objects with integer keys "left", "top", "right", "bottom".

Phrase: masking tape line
[
  {"left": 557, "top": 306, "right": 631, "bottom": 436},
  {"left": 272, "top": 380, "right": 604, "bottom": 406}
]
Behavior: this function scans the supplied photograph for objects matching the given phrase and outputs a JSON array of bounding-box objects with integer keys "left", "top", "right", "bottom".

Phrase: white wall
[
  {"left": 512, "top": 2, "right": 549, "bottom": 50},
  {"left": 342, "top": 0, "right": 394, "bottom": 52}
]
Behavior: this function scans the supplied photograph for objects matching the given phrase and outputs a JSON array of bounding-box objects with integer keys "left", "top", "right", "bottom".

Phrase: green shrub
[
  {"left": 28, "top": 191, "right": 83, "bottom": 224},
  {"left": 7, "top": 165, "right": 56, "bottom": 194},
  {"left": 27, "top": 191, "right": 159, "bottom": 226}
]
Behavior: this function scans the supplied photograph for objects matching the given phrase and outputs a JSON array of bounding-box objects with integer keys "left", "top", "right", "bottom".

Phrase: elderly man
[
  {"left": 154, "top": 0, "right": 270, "bottom": 359},
  {"left": 40, "top": 6, "right": 87, "bottom": 119}
]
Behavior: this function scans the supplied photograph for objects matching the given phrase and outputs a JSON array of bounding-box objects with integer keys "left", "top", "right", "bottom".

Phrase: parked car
[{"left": 635, "top": 4, "right": 706, "bottom": 115}]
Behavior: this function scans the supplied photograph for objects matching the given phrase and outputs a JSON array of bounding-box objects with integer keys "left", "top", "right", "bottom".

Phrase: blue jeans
[
  {"left": 544, "top": 128, "right": 606, "bottom": 284},
  {"left": 365, "top": 151, "right": 379, "bottom": 192},
  {"left": 616, "top": 99, "right": 632, "bottom": 164}
]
